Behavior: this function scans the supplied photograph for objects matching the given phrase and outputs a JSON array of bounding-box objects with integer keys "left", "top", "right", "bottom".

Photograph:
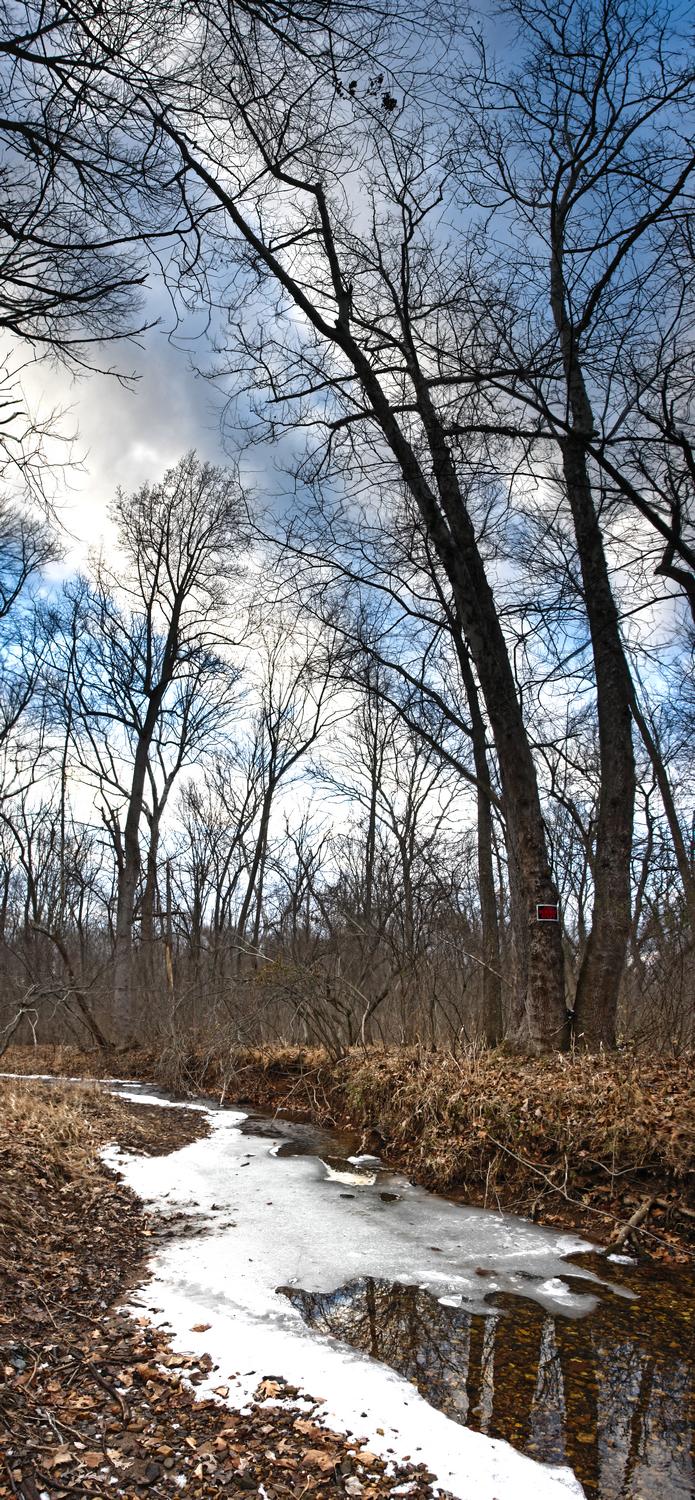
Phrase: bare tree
[
  {"left": 448, "top": 0, "right": 694, "bottom": 1042},
  {"left": 233, "top": 616, "right": 341, "bottom": 967},
  {"left": 33, "top": 0, "right": 563, "bottom": 1050},
  {"left": 58, "top": 452, "right": 245, "bottom": 1030}
]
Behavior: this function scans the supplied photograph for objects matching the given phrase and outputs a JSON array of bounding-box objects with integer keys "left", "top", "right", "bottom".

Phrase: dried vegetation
[
  {"left": 4, "top": 1043, "right": 694, "bottom": 1259},
  {"left": 339, "top": 1048, "right": 694, "bottom": 1253}
]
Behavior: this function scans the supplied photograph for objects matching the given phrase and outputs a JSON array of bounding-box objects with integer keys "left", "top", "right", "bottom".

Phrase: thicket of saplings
[
  {"left": 0, "top": 0, "right": 694, "bottom": 1064},
  {"left": 2, "top": 851, "right": 691, "bottom": 1059}
]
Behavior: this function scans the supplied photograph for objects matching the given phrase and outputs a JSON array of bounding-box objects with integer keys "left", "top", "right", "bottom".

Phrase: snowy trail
[{"left": 98, "top": 1094, "right": 618, "bottom": 1500}]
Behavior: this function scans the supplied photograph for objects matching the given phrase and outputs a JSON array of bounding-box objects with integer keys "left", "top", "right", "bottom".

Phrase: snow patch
[
  {"left": 103, "top": 1106, "right": 605, "bottom": 1499},
  {"left": 536, "top": 1278, "right": 573, "bottom": 1300},
  {"left": 0, "top": 1071, "right": 85, "bottom": 1082},
  {"left": 108, "top": 1088, "right": 211, "bottom": 1112}
]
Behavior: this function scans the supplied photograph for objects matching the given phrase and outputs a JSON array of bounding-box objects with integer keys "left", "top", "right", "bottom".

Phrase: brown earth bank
[
  {"left": 2, "top": 1043, "right": 694, "bottom": 1263},
  {"left": 0, "top": 1077, "right": 438, "bottom": 1500}
]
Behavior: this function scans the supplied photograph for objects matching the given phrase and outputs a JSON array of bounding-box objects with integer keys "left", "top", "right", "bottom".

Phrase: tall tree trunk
[
  {"left": 140, "top": 813, "right": 161, "bottom": 987},
  {"left": 236, "top": 781, "right": 274, "bottom": 970},
  {"left": 113, "top": 858, "right": 139, "bottom": 1035},
  {"left": 250, "top": 822, "right": 269, "bottom": 961},
  {"left": 0, "top": 868, "right": 9, "bottom": 945},
  {"left": 458, "top": 647, "right": 503, "bottom": 1044},
  {"left": 112, "top": 738, "right": 150, "bottom": 1035},
  {"left": 549, "top": 228, "right": 635, "bottom": 1049},
  {"left": 561, "top": 437, "right": 635, "bottom": 1047},
  {"left": 355, "top": 355, "right": 568, "bottom": 1052},
  {"left": 504, "top": 829, "right": 531, "bottom": 1039},
  {"left": 364, "top": 751, "right": 379, "bottom": 927}
]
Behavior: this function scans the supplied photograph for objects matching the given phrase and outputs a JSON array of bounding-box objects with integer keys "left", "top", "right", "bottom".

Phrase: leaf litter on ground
[{"left": 0, "top": 1079, "right": 442, "bottom": 1500}]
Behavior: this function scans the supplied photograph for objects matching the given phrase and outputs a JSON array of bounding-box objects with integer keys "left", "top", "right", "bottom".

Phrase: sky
[{"left": 22, "top": 295, "right": 233, "bottom": 569}]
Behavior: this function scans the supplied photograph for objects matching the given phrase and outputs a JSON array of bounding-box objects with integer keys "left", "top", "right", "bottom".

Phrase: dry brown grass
[
  {"left": 342, "top": 1046, "right": 694, "bottom": 1185},
  {"left": 3, "top": 1078, "right": 140, "bottom": 1163},
  {"left": 3, "top": 1039, "right": 693, "bottom": 1254},
  {"left": 0, "top": 1076, "right": 208, "bottom": 1260}
]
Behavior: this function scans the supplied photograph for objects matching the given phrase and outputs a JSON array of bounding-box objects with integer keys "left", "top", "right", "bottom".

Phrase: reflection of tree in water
[
  {"left": 529, "top": 1319, "right": 566, "bottom": 1462},
  {"left": 283, "top": 1269, "right": 693, "bottom": 1500},
  {"left": 596, "top": 1341, "right": 693, "bottom": 1499},
  {"left": 286, "top": 1278, "right": 474, "bottom": 1420}
]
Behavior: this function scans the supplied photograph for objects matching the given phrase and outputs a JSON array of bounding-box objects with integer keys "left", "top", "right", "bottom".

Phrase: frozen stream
[{"left": 97, "top": 1081, "right": 630, "bottom": 1500}]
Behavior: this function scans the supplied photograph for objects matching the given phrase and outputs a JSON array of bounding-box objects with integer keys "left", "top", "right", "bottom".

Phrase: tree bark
[
  {"left": 436, "top": 519, "right": 567, "bottom": 1052},
  {"left": 457, "top": 647, "right": 503, "bottom": 1044},
  {"left": 349, "top": 338, "right": 569, "bottom": 1052},
  {"left": 548, "top": 214, "right": 635, "bottom": 1048},
  {"left": 560, "top": 437, "right": 635, "bottom": 1047},
  {"left": 112, "top": 734, "right": 152, "bottom": 1035},
  {"left": 140, "top": 812, "right": 162, "bottom": 987}
]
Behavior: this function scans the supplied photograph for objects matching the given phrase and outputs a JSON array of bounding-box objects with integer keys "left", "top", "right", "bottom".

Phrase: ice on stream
[
  {"left": 100, "top": 1102, "right": 608, "bottom": 1500},
  {"left": 321, "top": 1160, "right": 379, "bottom": 1186},
  {"left": 109, "top": 1087, "right": 212, "bottom": 1111}
]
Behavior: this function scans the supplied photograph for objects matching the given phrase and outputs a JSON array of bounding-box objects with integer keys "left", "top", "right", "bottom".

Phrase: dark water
[
  {"left": 112, "top": 1089, "right": 695, "bottom": 1497},
  {"left": 283, "top": 1261, "right": 694, "bottom": 1499},
  {"left": 235, "top": 1109, "right": 695, "bottom": 1498},
  {"left": 23, "top": 1077, "right": 693, "bottom": 1497}
]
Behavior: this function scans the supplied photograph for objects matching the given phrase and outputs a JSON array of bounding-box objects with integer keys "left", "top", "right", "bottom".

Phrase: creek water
[
  {"left": 11, "top": 1075, "right": 692, "bottom": 1499},
  {"left": 239, "top": 1111, "right": 694, "bottom": 1500},
  {"left": 284, "top": 1264, "right": 693, "bottom": 1499}
]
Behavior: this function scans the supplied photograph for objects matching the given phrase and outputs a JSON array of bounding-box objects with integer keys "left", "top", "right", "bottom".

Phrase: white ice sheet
[{"left": 104, "top": 1106, "right": 597, "bottom": 1500}]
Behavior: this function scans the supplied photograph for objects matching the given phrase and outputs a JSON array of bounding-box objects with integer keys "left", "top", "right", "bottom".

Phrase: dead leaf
[
  {"left": 303, "top": 1450, "right": 336, "bottom": 1472},
  {"left": 44, "top": 1448, "right": 72, "bottom": 1469},
  {"left": 294, "top": 1419, "right": 319, "bottom": 1437},
  {"left": 258, "top": 1378, "right": 282, "bottom": 1399}
]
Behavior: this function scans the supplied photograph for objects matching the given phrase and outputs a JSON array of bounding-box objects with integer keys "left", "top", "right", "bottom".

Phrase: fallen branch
[
  {"left": 483, "top": 1135, "right": 681, "bottom": 1252},
  {"left": 608, "top": 1195, "right": 655, "bottom": 1249},
  {"left": 654, "top": 1195, "right": 695, "bottom": 1220},
  {"left": 0, "top": 989, "right": 39, "bottom": 1059}
]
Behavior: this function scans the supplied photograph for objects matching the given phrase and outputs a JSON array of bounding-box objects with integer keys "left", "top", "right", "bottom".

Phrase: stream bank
[
  {"left": 5, "top": 1044, "right": 692, "bottom": 1261},
  {"left": 2, "top": 1074, "right": 693, "bottom": 1500},
  {"left": 0, "top": 1078, "right": 439, "bottom": 1500}
]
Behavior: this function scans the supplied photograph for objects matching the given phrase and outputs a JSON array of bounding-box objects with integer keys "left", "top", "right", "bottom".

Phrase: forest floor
[
  {"left": 0, "top": 1076, "right": 438, "bottom": 1500},
  {"left": 3, "top": 1043, "right": 693, "bottom": 1264}
]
